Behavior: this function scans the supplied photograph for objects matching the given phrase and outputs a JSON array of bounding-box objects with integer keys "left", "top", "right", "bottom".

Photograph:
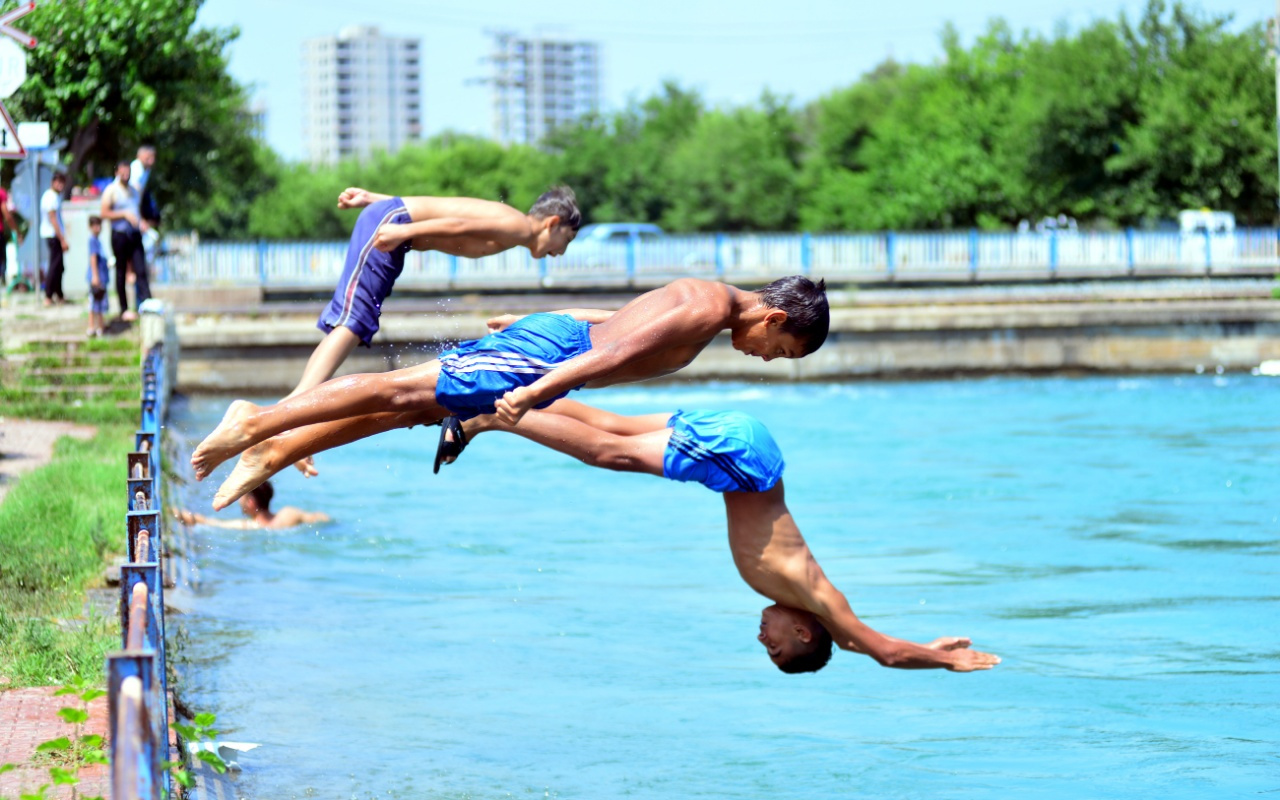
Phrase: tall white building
[
  {"left": 488, "top": 32, "right": 600, "bottom": 146},
  {"left": 302, "top": 26, "right": 422, "bottom": 165}
]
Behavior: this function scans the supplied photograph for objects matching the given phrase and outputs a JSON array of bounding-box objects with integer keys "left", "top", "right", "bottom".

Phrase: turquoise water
[{"left": 169, "top": 376, "right": 1280, "bottom": 800}]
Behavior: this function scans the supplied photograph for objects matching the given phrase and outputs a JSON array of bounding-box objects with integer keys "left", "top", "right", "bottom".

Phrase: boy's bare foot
[
  {"left": 192, "top": 400, "right": 260, "bottom": 480},
  {"left": 214, "top": 441, "right": 278, "bottom": 510}
]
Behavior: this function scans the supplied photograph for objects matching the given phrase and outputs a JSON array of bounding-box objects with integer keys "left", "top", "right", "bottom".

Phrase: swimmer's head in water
[
  {"left": 758, "top": 604, "right": 832, "bottom": 674},
  {"left": 240, "top": 480, "right": 274, "bottom": 516},
  {"left": 528, "top": 186, "right": 582, "bottom": 258}
]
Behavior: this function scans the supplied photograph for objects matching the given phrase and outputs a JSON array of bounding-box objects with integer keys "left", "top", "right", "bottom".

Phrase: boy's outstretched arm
[
  {"left": 374, "top": 216, "right": 533, "bottom": 253},
  {"left": 337, "top": 187, "right": 394, "bottom": 209},
  {"left": 804, "top": 576, "right": 1001, "bottom": 672}
]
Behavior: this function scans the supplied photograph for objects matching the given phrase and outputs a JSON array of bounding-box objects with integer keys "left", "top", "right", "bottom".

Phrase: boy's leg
[
  {"left": 191, "top": 359, "right": 447, "bottom": 479},
  {"left": 287, "top": 326, "right": 363, "bottom": 399},
  {"left": 538, "top": 398, "right": 673, "bottom": 436},
  {"left": 212, "top": 409, "right": 433, "bottom": 510},
  {"left": 130, "top": 234, "right": 151, "bottom": 305},
  {"left": 112, "top": 232, "right": 131, "bottom": 315},
  {"left": 465, "top": 408, "right": 669, "bottom": 476}
]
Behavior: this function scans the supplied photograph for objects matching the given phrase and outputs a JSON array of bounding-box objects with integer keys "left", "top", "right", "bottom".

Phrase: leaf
[
  {"left": 193, "top": 712, "right": 217, "bottom": 728},
  {"left": 173, "top": 769, "right": 195, "bottom": 788},
  {"left": 79, "top": 689, "right": 107, "bottom": 703},
  {"left": 35, "top": 737, "right": 71, "bottom": 753},
  {"left": 52, "top": 687, "right": 78, "bottom": 697},
  {"left": 57, "top": 708, "right": 89, "bottom": 725},
  {"left": 48, "top": 767, "right": 78, "bottom": 786},
  {"left": 82, "top": 750, "right": 109, "bottom": 766},
  {"left": 172, "top": 723, "right": 197, "bottom": 740},
  {"left": 0, "top": 762, "right": 15, "bottom": 774},
  {"left": 195, "top": 750, "right": 228, "bottom": 774},
  {"left": 79, "top": 734, "right": 104, "bottom": 748}
]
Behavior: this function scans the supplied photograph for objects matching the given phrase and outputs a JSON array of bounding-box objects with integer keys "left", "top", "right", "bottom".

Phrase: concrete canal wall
[{"left": 163, "top": 283, "right": 1280, "bottom": 392}]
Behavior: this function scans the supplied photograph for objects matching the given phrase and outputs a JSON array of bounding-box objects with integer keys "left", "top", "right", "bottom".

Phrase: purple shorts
[{"left": 318, "top": 197, "right": 413, "bottom": 347}]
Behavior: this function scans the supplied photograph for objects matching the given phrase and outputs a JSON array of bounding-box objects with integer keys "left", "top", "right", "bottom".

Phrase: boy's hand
[
  {"left": 293, "top": 456, "right": 319, "bottom": 478},
  {"left": 486, "top": 314, "right": 520, "bottom": 333},
  {"left": 373, "top": 223, "right": 409, "bottom": 253},
  {"left": 337, "top": 187, "right": 375, "bottom": 209},
  {"left": 495, "top": 386, "right": 535, "bottom": 425},
  {"left": 925, "top": 637, "right": 1001, "bottom": 672},
  {"left": 59, "top": 237, "right": 69, "bottom": 252},
  {"left": 91, "top": 277, "right": 101, "bottom": 290}
]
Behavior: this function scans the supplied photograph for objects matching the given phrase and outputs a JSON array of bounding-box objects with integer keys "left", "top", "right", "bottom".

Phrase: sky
[{"left": 195, "top": 0, "right": 1273, "bottom": 162}]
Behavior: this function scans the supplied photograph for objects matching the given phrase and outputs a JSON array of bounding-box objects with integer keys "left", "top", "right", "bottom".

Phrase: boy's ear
[
  {"left": 541, "top": 214, "right": 562, "bottom": 232},
  {"left": 765, "top": 309, "right": 789, "bottom": 327}
]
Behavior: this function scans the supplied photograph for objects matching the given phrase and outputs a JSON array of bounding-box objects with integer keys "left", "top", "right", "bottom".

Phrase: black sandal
[{"left": 433, "top": 417, "right": 468, "bottom": 474}]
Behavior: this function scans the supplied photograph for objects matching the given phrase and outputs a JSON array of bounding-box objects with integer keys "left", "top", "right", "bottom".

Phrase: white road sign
[
  {"left": 0, "top": 100, "right": 24, "bottom": 158},
  {"left": 0, "top": 37, "right": 25, "bottom": 98}
]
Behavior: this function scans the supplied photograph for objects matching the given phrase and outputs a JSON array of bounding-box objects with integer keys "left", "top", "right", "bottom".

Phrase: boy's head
[
  {"left": 528, "top": 185, "right": 582, "bottom": 259},
  {"left": 758, "top": 604, "right": 833, "bottom": 674},
  {"left": 88, "top": 215, "right": 102, "bottom": 233},
  {"left": 115, "top": 160, "right": 131, "bottom": 182},
  {"left": 732, "top": 275, "right": 830, "bottom": 361},
  {"left": 50, "top": 171, "right": 66, "bottom": 190},
  {"left": 238, "top": 480, "right": 274, "bottom": 517}
]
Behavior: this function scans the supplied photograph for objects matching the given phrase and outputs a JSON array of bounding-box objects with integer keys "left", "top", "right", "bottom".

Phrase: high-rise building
[
  {"left": 241, "top": 100, "right": 268, "bottom": 143},
  {"left": 487, "top": 31, "right": 600, "bottom": 146},
  {"left": 302, "top": 26, "right": 422, "bottom": 165}
]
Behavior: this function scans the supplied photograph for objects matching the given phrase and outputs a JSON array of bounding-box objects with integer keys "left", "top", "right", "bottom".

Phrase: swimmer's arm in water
[
  {"left": 487, "top": 308, "right": 615, "bottom": 332},
  {"left": 273, "top": 507, "right": 332, "bottom": 526},
  {"left": 170, "top": 507, "right": 257, "bottom": 530},
  {"left": 337, "top": 187, "right": 393, "bottom": 209},
  {"left": 374, "top": 216, "right": 534, "bottom": 253}
]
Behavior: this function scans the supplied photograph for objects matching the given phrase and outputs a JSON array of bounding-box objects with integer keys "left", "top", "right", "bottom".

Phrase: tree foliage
[{"left": 7, "top": 0, "right": 270, "bottom": 236}]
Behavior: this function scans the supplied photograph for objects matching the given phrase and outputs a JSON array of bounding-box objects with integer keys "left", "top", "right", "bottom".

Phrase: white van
[{"left": 1178, "top": 209, "right": 1236, "bottom": 268}]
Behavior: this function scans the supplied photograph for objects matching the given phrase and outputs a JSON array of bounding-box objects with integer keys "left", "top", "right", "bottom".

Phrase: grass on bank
[{"left": 0, "top": 424, "right": 130, "bottom": 686}]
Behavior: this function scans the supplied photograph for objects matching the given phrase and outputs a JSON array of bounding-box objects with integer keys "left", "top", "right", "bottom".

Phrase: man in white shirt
[
  {"left": 100, "top": 159, "right": 150, "bottom": 321},
  {"left": 129, "top": 144, "right": 156, "bottom": 224},
  {"left": 39, "top": 171, "right": 68, "bottom": 305}
]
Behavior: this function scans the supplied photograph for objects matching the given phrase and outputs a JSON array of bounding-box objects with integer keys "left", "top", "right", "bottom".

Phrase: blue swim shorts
[
  {"left": 434, "top": 312, "right": 594, "bottom": 421},
  {"left": 663, "top": 410, "right": 785, "bottom": 494},
  {"left": 318, "top": 197, "right": 413, "bottom": 347}
]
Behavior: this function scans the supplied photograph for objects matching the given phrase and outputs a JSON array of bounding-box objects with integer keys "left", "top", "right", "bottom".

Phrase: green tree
[{"left": 8, "top": 0, "right": 268, "bottom": 236}]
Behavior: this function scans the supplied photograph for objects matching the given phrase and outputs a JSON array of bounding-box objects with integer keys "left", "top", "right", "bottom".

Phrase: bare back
[
  {"left": 401, "top": 196, "right": 530, "bottom": 259},
  {"left": 723, "top": 482, "right": 832, "bottom": 612},
  {"left": 580, "top": 278, "right": 739, "bottom": 387}
]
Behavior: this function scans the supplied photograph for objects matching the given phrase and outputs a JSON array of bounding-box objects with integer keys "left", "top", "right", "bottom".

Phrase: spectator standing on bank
[
  {"left": 100, "top": 159, "right": 150, "bottom": 321},
  {"left": 0, "top": 181, "right": 21, "bottom": 289},
  {"left": 86, "top": 215, "right": 108, "bottom": 336},
  {"left": 40, "top": 171, "right": 68, "bottom": 306}
]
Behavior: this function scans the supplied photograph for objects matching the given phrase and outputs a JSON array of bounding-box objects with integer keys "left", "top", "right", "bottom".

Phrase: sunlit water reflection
[{"left": 169, "top": 375, "right": 1280, "bottom": 799}]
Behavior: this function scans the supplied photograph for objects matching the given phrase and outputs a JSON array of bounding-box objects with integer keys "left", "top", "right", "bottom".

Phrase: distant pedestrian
[
  {"left": 86, "top": 215, "right": 108, "bottom": 336},
  {"left": 40, "top": 171, "right": 68, "bottom": 306},
  {"left": 100, "top": 159, "right": 150, "bottom": 321},
  {"left": 129, "top": 144, "right": 156, "bottom": 217},
  {"left": 0, "top": 181, "right": 21, "bottom": 289}
]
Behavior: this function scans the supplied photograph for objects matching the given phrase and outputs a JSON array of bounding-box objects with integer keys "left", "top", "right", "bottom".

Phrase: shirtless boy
[
  {"left": 171, "top": 480, "right": 330, "bottom": 530},
  {"left": 284, "top": 185, "right": 581, "bottom": 477},
  {"left": 191, "top": 275, "right": 831, "bottom": 506},
  {"left": 445, "top": 399, "right": 1001, "bottom": 674}
]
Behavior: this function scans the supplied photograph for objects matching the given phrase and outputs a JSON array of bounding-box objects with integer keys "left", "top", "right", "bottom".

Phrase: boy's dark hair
[
  {"left": 759, "top": 275, "right": 830, "bottom": 355},
  {"left": 50, "top": 171, "right": 66, "bottom": 183},
  {"left": 776, "top": 622, "right": 833, "bottom": 675},
  {"left": 117, "top": 159, "right": 131, "bottom": 169},
  {"left": 88, "top": 215, "right": 102, "bottom": 226},
  {"left": 528, "top": 185, "right": 582, "bottom": 230},
  {"left": 247, "top": 480, "right": 274, "bottom": 511}
]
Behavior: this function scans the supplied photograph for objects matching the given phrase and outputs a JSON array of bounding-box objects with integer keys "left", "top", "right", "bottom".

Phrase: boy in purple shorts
[
  {"left": 283, "top": 185, "right": 582, "bottom": 475},
  {"left": 86, "top": 216, "right": 109, "bottom": 337}
]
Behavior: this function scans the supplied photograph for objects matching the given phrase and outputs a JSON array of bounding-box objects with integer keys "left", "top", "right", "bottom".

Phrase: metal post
[
  {"left": 969, "top": 229, "right": 979, "bottom": 280},
  {"left": 449, "top": 254, "right": 459, "bottom": 288},
  {"left": 1126, "top": 228, "right": 1136, "bottom": 276},
  {"left": 256, "top": 239, "right": 268, "bottom": 286},
  {"left": 1049, "top": 230, "right": 1059, "bottom": 278},
  {"left": 885, "top": 231, "right": 896, "bottom": 281},
  {"left": 800, "top": 232, "right": 812, "bottom": 276},
  {"left": 714, "top": 232, "right": 725, "bottom": 279},
  {"left": 1204, "top": 226, "right": 1213, "bottom": 275},
  {"left": 626, "top": 232, "right": 637, "bottom": 286}
]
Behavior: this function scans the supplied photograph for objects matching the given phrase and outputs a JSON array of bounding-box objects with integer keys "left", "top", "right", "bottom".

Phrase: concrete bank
[{"left": 166, "top": 285, "right": 1280, "bottom": 392}]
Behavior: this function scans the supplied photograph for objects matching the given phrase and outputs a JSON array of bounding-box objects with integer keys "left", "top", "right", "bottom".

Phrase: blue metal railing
[
  {"left": 109, "top": 342, "right": 170, "bottom": 800},
  {"left": 158, "top": 228, "right": 1280, "bottom": 290}
]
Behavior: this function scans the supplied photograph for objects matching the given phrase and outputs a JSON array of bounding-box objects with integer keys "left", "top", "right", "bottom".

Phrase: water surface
[{"left": 170, "top": 375, "right": 1280, "bottom": 799}]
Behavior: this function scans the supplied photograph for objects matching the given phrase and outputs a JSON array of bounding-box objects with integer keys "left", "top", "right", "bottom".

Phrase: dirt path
[{"left": 0, "top": 419, "right": 96, "bottom": 504}]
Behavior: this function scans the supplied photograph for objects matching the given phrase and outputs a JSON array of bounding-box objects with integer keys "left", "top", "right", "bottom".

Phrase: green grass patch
[
  {"left": 0, "top": 424, "right": 130, "bottom": 686},
  {"left": 0, "top": 392, "right": 138, "bottom": 425}
]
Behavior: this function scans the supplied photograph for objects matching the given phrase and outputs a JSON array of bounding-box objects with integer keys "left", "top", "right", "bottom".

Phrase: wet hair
[
  {"left": 528, "top": 185, "right": 582, "bottom": 230},
  {"left": 758, "top": 275, "right": 830, "bottom": 355},
  {"left": 776, "top": 619, "right": 833, "bottom": 675},
  {"left": 247, "top": 480, "right": 274, "bottom": 511},
  {"left": 88, "top": 215, "right": 102, "bottom": 226}
]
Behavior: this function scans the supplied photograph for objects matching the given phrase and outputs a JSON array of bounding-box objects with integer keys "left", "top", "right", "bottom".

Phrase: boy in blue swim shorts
[
  {"left": 442, "top": 399, "right": 1002, "bottom": 677},
  {"left": 193, "top": 275, "right": 832, "bottom": 492}
]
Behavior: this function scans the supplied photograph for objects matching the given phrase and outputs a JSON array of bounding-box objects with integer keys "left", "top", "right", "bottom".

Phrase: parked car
[{"left": 563, "top": 222, "right": 715, "bottom": 272}]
